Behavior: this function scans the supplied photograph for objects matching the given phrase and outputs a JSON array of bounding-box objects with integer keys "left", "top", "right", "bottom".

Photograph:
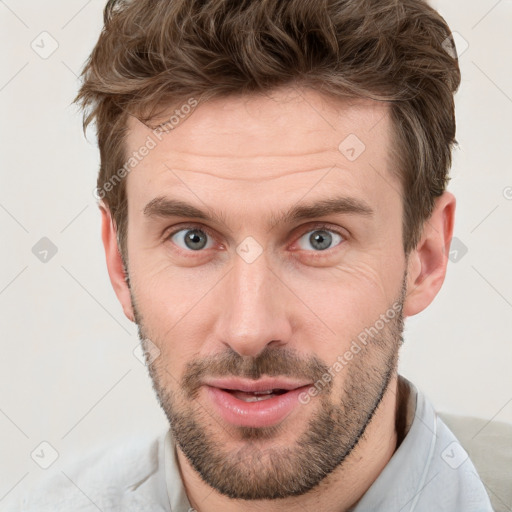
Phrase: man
[{"left": 9, "top": 0, "right": 495, "bottom": 510}]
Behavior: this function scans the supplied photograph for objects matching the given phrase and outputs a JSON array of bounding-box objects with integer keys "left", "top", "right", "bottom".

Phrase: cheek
[
  {"left": 284, "top": 260, "right": 403, "bottom": 373},
  {"left": 291, "top": 260, "right": 399, "bottom": 329},
  {"left": 130, "top": 264, "right": 219, "bottom": 375},
  {"left": 131, "top": 251, "right": 221, "bottom": 314}
]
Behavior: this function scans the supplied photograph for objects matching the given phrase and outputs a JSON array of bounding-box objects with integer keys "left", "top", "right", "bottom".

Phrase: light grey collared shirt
[
  {"left": 348, "top": 378, "right": 494, "bottom": 511},
  {"left": 6, "top": 378, "right": 494, "bottom": 511}
]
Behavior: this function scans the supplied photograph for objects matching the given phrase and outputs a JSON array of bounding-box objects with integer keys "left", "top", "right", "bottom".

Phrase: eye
[
  {"left": 169, "top": 226, "right": 215, "bottom": 251},
  {"left": 296, "top": 226, "right": 344, "bottom": 252}
]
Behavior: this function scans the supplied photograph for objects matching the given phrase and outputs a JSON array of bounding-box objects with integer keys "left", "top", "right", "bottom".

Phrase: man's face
[{"left": 122, "top": 88, "right": 409, "bottom": 499}]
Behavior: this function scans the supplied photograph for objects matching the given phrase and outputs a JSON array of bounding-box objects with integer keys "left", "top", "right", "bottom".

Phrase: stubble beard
[{"left": 131, "top": 276, "right": 406, "bottom": 500}]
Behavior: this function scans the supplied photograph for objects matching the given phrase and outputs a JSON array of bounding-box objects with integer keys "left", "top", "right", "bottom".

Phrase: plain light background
[{"left": 1, "top": 0, "right": 511, "bottom": 504}]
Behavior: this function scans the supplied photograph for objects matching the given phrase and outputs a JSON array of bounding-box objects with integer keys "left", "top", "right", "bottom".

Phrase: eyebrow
[{"left": 143, "top": 195, "right": 374, "bottom": 230}]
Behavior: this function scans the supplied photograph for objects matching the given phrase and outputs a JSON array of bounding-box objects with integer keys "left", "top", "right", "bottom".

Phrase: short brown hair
[{"left": 74, "top": 0, "right": 461, "bottom": 259}]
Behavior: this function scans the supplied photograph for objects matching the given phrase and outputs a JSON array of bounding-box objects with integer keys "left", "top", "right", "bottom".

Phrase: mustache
[{"left": 181, "top": 346, "right": 331, "bottom": 399}]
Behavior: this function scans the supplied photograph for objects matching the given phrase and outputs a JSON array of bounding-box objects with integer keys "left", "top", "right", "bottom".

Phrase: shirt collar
[{"left": 349, "top": 376, "right": 439, "bottom": 511}]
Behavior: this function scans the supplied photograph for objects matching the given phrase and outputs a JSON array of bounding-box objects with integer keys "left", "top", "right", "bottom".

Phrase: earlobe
[
  {"left": 99, "top": 203, "right": 135, "bottom": 322},
  {"left": 403, "top": 191, "right": 456, "bottom": 317}
]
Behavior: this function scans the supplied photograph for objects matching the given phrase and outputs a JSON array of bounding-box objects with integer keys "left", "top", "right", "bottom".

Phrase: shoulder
[
  {"left": 395, "top": 379, "right": 495, "bottom": 511},
  {"left": 4, "top": 430, "right": 169, "bottom": 512},
  {"left": 428, "top": 413, "right": 494, "bottom": 510},
  {"left": 438, "top": 412, "right": 512, "bottom": 512}
]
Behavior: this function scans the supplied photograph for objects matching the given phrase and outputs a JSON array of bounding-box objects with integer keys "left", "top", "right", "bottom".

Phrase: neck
[{"left": 176, "top": 374, "right": 403, "bottom": 512}]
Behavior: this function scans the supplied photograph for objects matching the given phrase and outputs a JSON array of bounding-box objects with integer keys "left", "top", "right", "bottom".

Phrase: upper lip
[{"left": 203, "top": 377, "right": 312, "bottom": 393}]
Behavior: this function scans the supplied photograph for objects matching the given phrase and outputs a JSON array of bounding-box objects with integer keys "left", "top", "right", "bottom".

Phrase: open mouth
[
  {"left": 223, "top": 388, "right": 289, "bottom": 402},
  {"left": 204, "top": 382, "right": 311, "bottom": 427}
]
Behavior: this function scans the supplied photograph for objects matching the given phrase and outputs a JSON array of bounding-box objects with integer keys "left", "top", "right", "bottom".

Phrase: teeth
[
  {"left": 222, "top": 388, "right": 290, "bottom": 402},
  {"left": 239, "top": 394, "right": 276, "bottom": 402},
  {"left": 230, "top": 390, "right": 278, "bottom": 402}
]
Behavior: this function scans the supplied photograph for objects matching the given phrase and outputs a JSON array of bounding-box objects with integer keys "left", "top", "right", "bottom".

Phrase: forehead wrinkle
[
  {"left": 156, "top": 147, "right": 334, "bottom": 160},
  {"left": 155, "top": 160, "right": 343, "bottom": 184}
]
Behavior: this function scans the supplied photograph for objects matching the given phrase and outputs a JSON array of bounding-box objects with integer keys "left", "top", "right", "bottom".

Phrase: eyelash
[{"left": 165, "top": 222, "right": 346, "bottom": 257}]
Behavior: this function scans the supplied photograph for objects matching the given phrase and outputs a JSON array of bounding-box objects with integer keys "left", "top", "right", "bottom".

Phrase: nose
[{"left": 213, "top": 250, "right": 293, "bottom": 358}]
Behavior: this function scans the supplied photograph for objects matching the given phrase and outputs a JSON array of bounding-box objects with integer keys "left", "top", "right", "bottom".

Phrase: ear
[
  {"left": 99, "top": 203, "right": 135, "bottom": 322},
  {"left": 403, "top": 191, "right": 456, "bottom": 317}
]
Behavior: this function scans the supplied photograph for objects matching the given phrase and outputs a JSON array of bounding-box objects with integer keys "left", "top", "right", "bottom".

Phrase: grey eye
[
  {"left": 171, "top": 228, "right": 213, "bottom": 251},
  {"left": 297, "top": 229, "right": 343, "bottom": 251}
]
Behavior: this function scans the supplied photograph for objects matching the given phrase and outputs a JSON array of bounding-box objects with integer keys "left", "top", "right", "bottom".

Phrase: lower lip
[{"left": 204, "top": 385, "right": 311, "bottom": 428}]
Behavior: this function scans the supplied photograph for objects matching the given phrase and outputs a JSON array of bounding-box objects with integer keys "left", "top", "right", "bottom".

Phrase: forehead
[{"left": 123, "top": 88, "right": 398, "bottom": 218}]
